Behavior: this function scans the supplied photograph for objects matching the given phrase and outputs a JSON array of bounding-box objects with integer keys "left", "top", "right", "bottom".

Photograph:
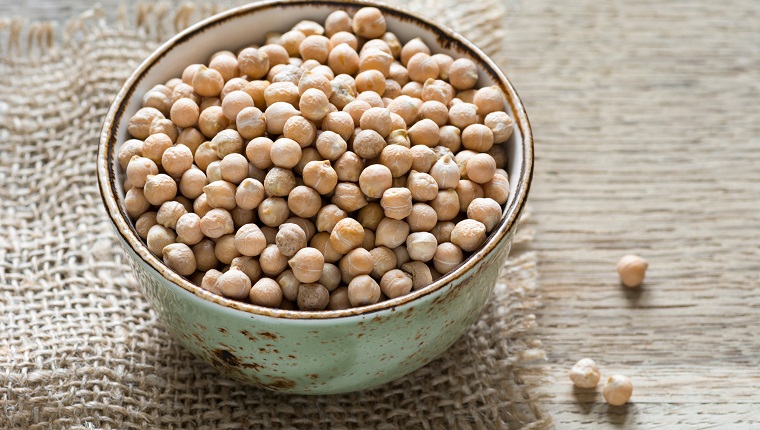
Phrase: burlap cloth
[{"left": 0, "top": 1, "right": 550, "bottom": 428}]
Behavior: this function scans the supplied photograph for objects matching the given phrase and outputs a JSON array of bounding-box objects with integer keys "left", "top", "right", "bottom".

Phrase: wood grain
[{"left": 2, "top": 0, "right": 758, "bottom": 427}]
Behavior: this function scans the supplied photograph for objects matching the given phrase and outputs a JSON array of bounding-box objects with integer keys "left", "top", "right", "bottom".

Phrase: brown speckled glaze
[{"left": 97, "top": 0, "right": 533, "bottom": 394}]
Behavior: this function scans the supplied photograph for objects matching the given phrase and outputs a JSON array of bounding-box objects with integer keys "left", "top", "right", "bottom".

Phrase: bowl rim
[{"left": 97, "top": 0, "right": 534, "bottom": 320}]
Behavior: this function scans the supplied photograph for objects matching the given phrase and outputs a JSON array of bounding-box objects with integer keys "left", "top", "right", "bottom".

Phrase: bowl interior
[{"left": 101, "top": 0, "right": 532, "bottom": 319}]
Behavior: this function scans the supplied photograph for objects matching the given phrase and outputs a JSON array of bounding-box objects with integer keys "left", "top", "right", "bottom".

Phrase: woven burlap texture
[{"left": 0, "top": 1, "right": 549, "bottom": 428}]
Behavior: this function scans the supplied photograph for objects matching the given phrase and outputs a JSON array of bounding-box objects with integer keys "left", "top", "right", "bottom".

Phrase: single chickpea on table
[{"left": 119, "top": 6, "right": 514, "bottom": 311}]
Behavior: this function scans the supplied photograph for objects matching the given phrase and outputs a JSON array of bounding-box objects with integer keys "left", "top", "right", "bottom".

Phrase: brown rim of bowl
[{"left": 97, "top": 0, "right": 534, "bottom": 320}]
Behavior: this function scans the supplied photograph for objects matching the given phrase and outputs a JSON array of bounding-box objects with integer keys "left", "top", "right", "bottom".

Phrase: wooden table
[{"left": 4, "top": 0, "right": 757, "bottom": 427}]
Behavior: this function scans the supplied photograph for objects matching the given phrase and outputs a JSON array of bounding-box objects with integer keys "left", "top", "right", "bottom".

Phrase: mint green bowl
[{"left": 97, "top": 0, "right": 533, "bottom": 394}]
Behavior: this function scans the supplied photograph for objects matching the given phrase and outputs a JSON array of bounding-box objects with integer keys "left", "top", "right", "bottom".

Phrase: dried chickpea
[
  {"left": 275, "top": 223, "right": 308, "bottom": 257},
  {"left": 482, "top": 173, "right": 510, "bottom": 205},
  {"left": 319, "top": 263, "right": 342, "bottom": 292},
  {"left": 456, "top": 179, "right": 485, "bottom": 212},
  {"left": 343, "top": 99, "right": 372, "bottom": 126},
  {"left": 386, "top": 96, "right": 419, "bottom": 127},
  {"left": 159, "top": 145, "right": 192, "bottom": 179},
  {"left": 216, "top": 267, "right": 251, "bottom": 299},
  {"left": 569, "top": 358, "right": 601, "bottom": 389},
  {"left": 367, "top": 246, "right": 395, "bottom": 279},
  {"left": 265, "top": 102, "right": 301, "bottom": 135},
  {"left": 466, "top": 153, "right": 497, "bottom": 184},
  {"left": 439, "top": 125, "right": 462, "bottom": 153},
  {"left": 321, "top": 111, "right": 355, "bottom": 140},
  {"left": 356, "top": 91, "right": 384, "bottom": 108},
  {"left": 379, "top": 144, "right": 413, "bottom": 178},
  {"left": 302, "top": 160, "right": 339, "bottom": 195},
  {"left": 603, "top": 375, "right": 633, "bottom": 406},
  {"left": 330, "top": 218, "right": 364, "bottom": 254},
  {"left": 203, "top": 180, "right": 236, "bottom": 210},
  {"left": 135, "top": 212, "right": 158, "bottom": 240},
  {"left": 171, "top": 83, "right": 201, "bottom": 105},
  {"left": 408, "top": 118, "right": 440, "bottom": 147},
  {"left": 431, "top": 221, "right": 455, "bottom": 244},
  {"left": 163, "top": 243, "right": 197, "bottom": 276},
  {"left": 484, "top": 111, "right": 514, "bottom": 143},
  {"left": 451, "top": 219, "right": 487, "bottom": 252},
  {"left": 356, "top": 203, "right": 383, "bottom": 231},
  {"left": 232, "top": 223, "right": 266, "bottom": 257},
  {"left": 218, "top": 153, "right": 247, "bottom": 184},
  {"left": 393, "top": 245, "right": 411, "bottom": 268},
  {"left": 401, "top": 261, "right": 432, "bottom": 290},
  {"left": 407, "top": 203, "right": 437, "bottom": 232},
  {"left": 461, "top": 123, "right": 494, "bottom": 152},
  {"left": 389, "top": 63, "right": 409, "bottom": 86},
  {"left": 362, "top": 229, "right": 376, "bottom": 251},
  {"left": 193, "top": 193, "right": 212, "bottom": 218},
  {"left": 418, "top": 100, "right": 448, "bottom": 126},
  {"left": 430, "top": 53, "right": 453, "bottom": 80},
  {"left": 146, "top": 225, "right": 176, "bottom": 255},
  {"left": 449, "top": 103, "right": 479, "bottom": 130},
  {"left": 296, "top": 283, "right": 328, "bottom": 311},
  {"left": 473, "top": 85, "right": 505, "bottom": 116},
  {"left": 118, "top": 140, "right": 143, "bottom": 171},
  {"left": 433, "top": 242, "right": 463, "bottom": 274},
  {"left": 353, "top": 129, "right": 386, "bottom": 159},
  {"left": 401, "top": 81, "right": 423, "bottom": 98},
  {"left": 400, "top": 37, "right": 430, "bottom": 66},
  {"left": 258, "top": 44, "right": 289, "bottom": 67},
  {"left": 352, "top": 7, "right": 386, "bottom": 38},
  {"left": 289, "top": 247, "right": 324, "bottom": 283},
  {"left": 198, "top": 106, "right": 229, "bottom": 138},
  {"left": 285, "top": 185, "right": 320, "bottom": 218},
  {"left": 328, "top": 286, "right": 351, "bottom": 310},
  {"left": 200, "top": 269, "right": 222, "bottom": 294},
  {"left": 409, "top": 145, "right": 437, "bottom": 173},
  {"left": 448, "top": 58, "right": 479, "bottom": 90},
  {"left": 407, "top": 53, "right": 439, "bottom": 83},
  {"left": 327, "top": 43, "right": 360, "bottom": 76},
  {"left": 359, "top": 48, "right": 393, "bottom": 77},
  {"left": 379, "top": 187, "right": 412, "bottom": 220},
  {"left": 330, "top": 32, "right": 358, "bottom": 51},
  {"left": 407, "top": 170, "right": 438, "bottom": 201},
  {"left": 126, "top": 156, "right": 158, "bottom": 188},
  {"left": 339, "top": 248, "right": 374, "bottom": 283},
  {"left": 299, "top": 35, "right": 330, "bottom": 63},
  {"left": 174, "top": 213, "right": 203, "bottom": 245},
  {"left": 430, "top": 154, "right": 461, "bottom": 189},
  {"left": 268, "top": 137, "right": 302, "bottom": 169},
  {"left": 359, "top": 164, "right": 393, "bottom": 199},
  {"left": 457, "top": 89, "right": 477, "bottom": 104},
  {"left": 244, "top": 137, "right": 274, "bottom": 170},
  {"left": 143, "top": 85, "right": 173, "bottom": 116},
  {"left": 311, "top": 232, "right": 343, "bottom": 263},
  {"left": 359, "top": 107, "right": 393, "bottom": 138},
  {"left": 283, "top": 116, "right": 317, "bottom": 148},
  {"left": 296, "top": 87, "right": 329, "bottom": 121},
  {"left": 406, "top": 232, "right": 437, "bottom": 262},
  {"left": 169, "top": 98, "right": 199, "bottom": 128},
  {"left": 258, "top": 197, "right": 290, "bottom": 227},
  {"left": 144, "top": 174, "right": 177, "bottom": 206},
  {"left": 325, "top": 10, "right": 352, "bottom": 37},
  {"left": 277, "top": 270, "right": 300, "bottom": 302},
  {"left": 128, "top": 107, "right": 164, "bottom": 140},
  {"left": 260, "top": 244, "right": 289, "bottom": 276},
  {"left": 347, "top": 275, "right": 381, "bottom": 307},
  {"left": 386, "top": 129, "right": 411, "bottom": 148},
  {"left": 199, "top": 97, "right": 221, "bottom": 112},
  {"left": 149, "top": 118, "right": 178, "bottom": 142},
  {"left": 421, "top": 79, "right": 454, "bottom": 105},
  {"left": 316, "top": 204, "right": 347, "bottom": 233},
  {"left": 431, "top": 189, "right": 460, "bottom": 221},
  {"left": 332, "top": 182, "right": 368, "bottom": 212},
  {"left": 314, "top": 131, "right": 346, "bottom": 161},
  {"left": 264, "top": 81, "right": 300, "bottom": 107},
  {"left": 141, "top": 133, "right": 172, "bottom": 165},
  {"left": 200, "top": 208, "right": 234, "bottom": 239},
  {"left": 235, "top": 48, "right": 269, "bottom": 80},
  {"left": 125, "top": 188, "right": 151, "bottom": 218},
  {"left": 286, "top": 217, "right": 317, "bottom": 242},
  {"left": 155, "top": 200, "right": 186, "bottom": 229},
  {"left": 194, "top": 142, "right": 219, "bottom": 171},
  {"left": 206, "top": 161, "right": 223, "bottom": 183},
  {"left": 220, "top": 77, "right": 248, "bottom": 100},
  {"left": 380, "top": 269, "right": 413, "bottom": 299},
  {"left": 617, "top": 255, "right": 649, "bottom": 288},
  {"left": 192, "top": 66, "right": 224, "bottom": 97},
  {"left": 355, "top": 70, "right": 385, "bottom": 95},
  {"left": 193, "top": 239, "right": 219, "bottom": 271},
  {"left": 375, "top": 218, "right": 410, "bottom": 249}
]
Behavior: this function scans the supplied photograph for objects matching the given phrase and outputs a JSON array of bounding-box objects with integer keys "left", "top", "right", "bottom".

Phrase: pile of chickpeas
[{"left": 120, "top": 7, "right": 514, "bottom": 311}]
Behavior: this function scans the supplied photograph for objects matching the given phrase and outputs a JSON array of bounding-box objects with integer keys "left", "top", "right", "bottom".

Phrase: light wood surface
[{"left": 3, "top": 0, "right": 758, "bottom": 428}]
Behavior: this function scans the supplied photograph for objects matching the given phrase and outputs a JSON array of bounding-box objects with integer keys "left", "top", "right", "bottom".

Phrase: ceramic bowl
[{"left": 97, "top": 0, "right": 533, "bottom": 394}]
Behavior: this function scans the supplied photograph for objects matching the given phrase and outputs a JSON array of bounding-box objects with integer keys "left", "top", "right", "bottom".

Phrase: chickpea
[
  {"left": 358, "top": 108, "right": 392, "bottom": 139},
  {"left": 321, "top": 111, "right": 355, "bottom": 141},
  {"left": 261, "top": 226, "right": 278, "bottom": 245},
  {"left": 401, "top": 261, "right": 433, "bottom": 290},
  {"left": 326, "top": 43, "right": 360, "bottom": 77},
  {"left": 449, "top": 103, "right": 479, "bottom": 130},
  {"left": 400, "top": 37, "right": 430, "bottom": 65},
  {"left": 482, "top": 173, "right": 510, "bottom": 205},
  {"left": 405, "top": 203, "right": 436, "bottom": 232},
  {"left": 327, "top": 286, "right": 351, "bottom": 310},
  {"left": 375, "top": 218, "right": 409, "bottom": 249},
  {"left": 198, "top": 106, "right": 229, "bottom": 138},
  {"left": 243, "top": 277, "right": 280, "bottom": 309},
  {"left": 325, "top": 10, "right": 352, "bottom": 37},
  {"left": 146, "top": 225, "right": 176, "bottom": 255},
  {"left": 193, "top": 239, "right": 219, "bottom": 271},
  {"left": 125, "top": 187, "right": 150, "bottom": 218},
  {"left": 311, "top": 131, "right": 345, "bottom": 162},
  {"left": 353, "top": 204, "right": 381, "bottom": 232},
  {"left": 343, "top": 100, "right": 372, "bottom": 127},
  {"left": 330, "top": 218, "right": 364, "bottom": 254},
  {"left": 569, "top": 358, "right": 601, "bottom": 389},
  {"left": 264, "top": 81, "right": 300, "bottom": 107},
  {"left": 230, "top": 178, "right": 263, "bottom": 211},
  {"left": 282, "top": 186, "right": 319, "bottom": 220},
  {"left": 429, "top": 154, "right": 461, "bottom": 190},
  {"left": 461, "top": 123, "right": 494, "bottom": 152},
  {"left": 128, "top": 107, "right": 164, "bottom": 140},
  {"left": 172, "top": 83, "right": 201, "bottom": 105},
  {"left": 117, "top": 139, "right": 143, "bottom": 171},
  {"left": 352, "top": 7, "right": 386, "bottom": 38},
  {"left": 193, "top": 193, "right": 212, "bottom": 218},
  {"left": 362, "top": 230, "right": 376, "bottom": 251},
  {"left": 155, "top": 201, "right": 186, "bottom": 230},
  {"left": 430, "top": 189, "right": 460, "bottom": 221},
  {"left": 221, "top": 77, "right": 249, "bottom": 100},
  {"left": 464, "top": 153, "right": 497, "bottom": 185},
  {"left": 310, "top": 232, "right": 343, "bottom": 263},
  {"left": 313, "top": 205, "right": 345, "bottom": 234},
  {"left": 302, "top": 160, "right": 339, "bottom": 195},
  {"left": 338, "top": 248, "right": 374, "bottom": 283},
  {"left": 259, "top": 44, "right": 289, "bottom": 67},
  {"left": 237, "top": 48, "right": 269, "bottom": 80},
  {"left": 332, "top": 182, "right": 368, "bottom": 212},
  {"left": 193, "top": 142, "right": 219, "bottom": 171},
  {"left": 143, "top": 174, "right": 177, "bottom": 206},
  {"left": 162, "top": 243, "right": 197, "bottom": 276},
  {"left": 260, "top": 244, "right": 289, "bottom": 276},
  {"left": 358, "top": 48, "right": 393, "bottom": 77},
  {"left": 135, "top": 211, "right": 158, "bottom": 240},
  {"left": 200, "top": 269, "right": 223, "bottom": 294},
  {"left": 298, "top": 34, "right": 330, "bottom": 63},
  {"left": 448, "top": 58, "right": 479, "bottom": 90},
  {"left": 433, "top": 242, "right": 463, "bottom": 274},
  {"left": 484, "top": 111, "right": 514, "bottom": 144},
  {"left": 216, "top": 267, "right": 251, "bottom": 300},
  {"left": 358, "top": 164, "right": 393, "bottom": 199},
  {"left": 367, "top": 246, "right": 396, "bottom": 279},
  {"left": 430, "top": 221, "right": 455, "bottom": 244},
  {"left": 202, "top": 180, "right": 235, "bottom": 210},
  {"left": 199, "top": 97, "right": 221, "bottom": 112},
  {"left": 294, "top": 283, "right": 328, "bottom": 311},
  {"left": 352, "top": 129, "right": 386, "bottom": 159},
  {"left": 393, "top": 245, "right": 411, "bottom": 268},
  {"left": 277, "top": 270, "right": 300, "bottom": 302},
  {"left": 139, "top": 133, "right": 171, "bottom": 166},
  {"left": 406, "top": 170, "right": 438, "bottom": 202},
  {"left": 126, "top": 156, "right": 158, "bottom": 188},
  {"left": 191, "top": 65, "right": 224, "bottom": 97},
  {"left": 438, "top": 125, "right": 462, "bottom": 153},
  {"left": 407, "top": 118, "right": 440, "bottom": 148},
  {"left": 380, "top": 269, "right": 413, "bottom": 299},
  {"left": 456, "top": 179, "right": 485, "bottom": 213},
  {"left": 409, "top": 146, "right": 437, "bottom": 174},
  {"left": 168, "top": 98, "right": 199, "bottom": 129},
  {"left": 319, "top": 263, "right": 342, "bottom": 292},
  {"left": 421, "top": 79, "right": 454, "bottom": 105},
  {"left": 378, "top": 143, "right": 413, "bottom": 178},
  {"left": 265, "top": 102, "right": 301, "bottom": 135},
  {"left": 243, "top": 80, "right": 270, "bottom": 110},
  {"left": 294, "top": 87, "right": 329, "bottom": 122},
  {"left": 143, "top": 85, "right": 173, "bottom": 116},
  {"left": 356, "top": 91, "right": 384, "bottom": 108},
  {"left": 206, "top": 161, "right": 223, "bottom": 183},
  {"left": 386, "top": 129, "right": 411, "bottom": 148},
  {"left": 276, "top": 29, "right": 305, "bottom": 56},
  {"left": 451, "top": 219, "right": 487, "bottom": 252},
  {"left": 457, "top": 89, "right": 478, "bottom": 104},
  {"left": 407, "top": 53, "right": 439, "bottom": 83},
  {"left": 473, "top": 85, "right": 505, "bottom": 116},
  {"left": 257, "top": 197, "right": 290, "bottom": 227},
  {"left": 289, "top": 247, "right": 324, "bottom": 283},
  {"left": 197, "top": 208, "right": 232, "bottom": 239},
  {"left": 347, "top": 275, "right": 381, "bottom": 307},
  {"left": 149, "top": 118, "right": 178, "bottom": 143},
  {"left": 406, "top": 232, "right": 437, "bottom": 262},
  {"left": 282, "top": 117, "right": 316, "bottom": 149},
  {"left": 603, "top": 375, "right": 633, "bottom": 406},
  {"left": 389, "top": 63, "right": 409, "bottom": 86},
  {"left": 617, "top": 254, "right": 649, "bottom": 288}
]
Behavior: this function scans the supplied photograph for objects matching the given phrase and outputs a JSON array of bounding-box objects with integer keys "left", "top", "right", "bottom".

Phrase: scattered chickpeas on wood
[
  {"left": 569, "top": 359, "right": 633, "bottom": 406},
  {"left": 120, "top": 7, "right": 515, "bottom": 311}
]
